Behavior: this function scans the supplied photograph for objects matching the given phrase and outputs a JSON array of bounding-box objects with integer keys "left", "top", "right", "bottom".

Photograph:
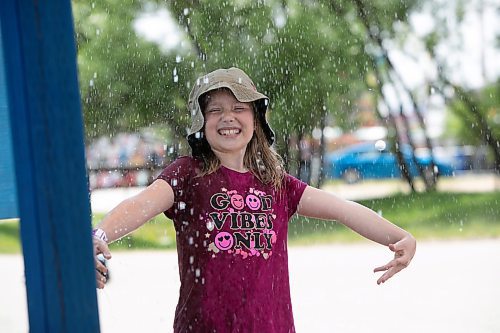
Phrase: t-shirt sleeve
[
  {"left": 283, "top": 173, "right": 308, "bottom": 219},
  {"left": 156, "top": 156, "right": 198, "bottom": 220}
]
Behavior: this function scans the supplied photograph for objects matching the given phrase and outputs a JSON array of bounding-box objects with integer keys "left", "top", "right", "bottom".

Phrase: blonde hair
[{"left": 195, "top": 96, "right": 284, "bottom": 188}]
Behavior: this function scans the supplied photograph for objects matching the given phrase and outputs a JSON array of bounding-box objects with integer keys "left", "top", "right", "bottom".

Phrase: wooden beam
[
  {"left": 0, "top": 0, "right": 100, "bottom": 331},
  {"left": 0, "top": 29, "right": 18, "bottom": 219}
]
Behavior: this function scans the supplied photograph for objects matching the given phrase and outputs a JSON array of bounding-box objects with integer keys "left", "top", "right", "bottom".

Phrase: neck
[{"left": 213, "top": 150, "right": 247, "bottom": 172}]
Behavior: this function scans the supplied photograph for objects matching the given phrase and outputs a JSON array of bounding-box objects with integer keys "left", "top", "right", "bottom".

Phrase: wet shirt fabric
[{"left": 157, "top": 156, "right": 307, "bottom": 333}]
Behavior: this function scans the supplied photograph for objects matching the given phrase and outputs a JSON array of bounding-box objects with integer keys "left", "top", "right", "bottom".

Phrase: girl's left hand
[{"left": 374, "top": 235, "right": 416, "bottom": 285}]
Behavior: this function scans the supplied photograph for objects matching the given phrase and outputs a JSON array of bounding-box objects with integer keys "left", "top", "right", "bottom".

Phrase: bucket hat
[{"left": 187, "top": 67, "right": 275, "bottom": 154}]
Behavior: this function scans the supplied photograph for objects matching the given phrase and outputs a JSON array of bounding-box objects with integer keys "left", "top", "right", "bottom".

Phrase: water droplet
[
  {"left": 375, "top": 140, "right": 386, "bottom": 151},
  {"left": 206, "top": 221, "right": 214, "bottom": 231}
]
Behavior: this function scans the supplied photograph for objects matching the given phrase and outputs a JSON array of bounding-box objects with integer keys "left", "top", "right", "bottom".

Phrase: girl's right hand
[
  {"left": 373, "top": 234, "right": 416, "bottom": 285},
  {"left": 93, "top": 237, "right": 112, "bottom": 289}
]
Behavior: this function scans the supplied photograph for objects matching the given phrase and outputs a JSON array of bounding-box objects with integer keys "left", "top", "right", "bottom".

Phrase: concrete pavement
[{"left": 2, "top": 239, "right": 500, "bottom": 332}]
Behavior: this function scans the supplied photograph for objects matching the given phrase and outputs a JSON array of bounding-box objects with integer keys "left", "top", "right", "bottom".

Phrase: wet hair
[{"left": 194, "top": 89, "right": 284, "bottom": 189}]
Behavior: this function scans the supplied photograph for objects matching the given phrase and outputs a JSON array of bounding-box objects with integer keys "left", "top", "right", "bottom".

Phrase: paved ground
[
  {"left": 321, "top": 173, "right": 500, "bottom": 201},
  {"left": 2, "top": 239, "right": 500, "bottom": 332}
]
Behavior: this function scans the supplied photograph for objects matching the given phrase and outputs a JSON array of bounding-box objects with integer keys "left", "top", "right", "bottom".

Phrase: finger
[
  {"left": 96, "top": 278, "right": 105, "bottom": 289},
  {"left": 389, "top": 242, "right": 407, "bottom": 253},
  {"left": 377, "top": 265, "right": 404, "bottom": 285},
  {"left": 373, "top": 265, "right": 388, "bottom": 273},
  {"left": 95, "top": 256, "right": 107, "bottom": 270},
  {"left": 377, "top": 270, "right": 392, "bottom": 285},
  {"left": 373, "top": 258, "right": 399, "bottom": 272},
  {"left": 101, "top": 245, "right": 112, "bottom": 260},
  {"left": 94, "top": 240, "right": 112, "bottom": 259},
  {"left": 391, "top": 236, "right": 416, "bottom": 254},
  {"left": 377, "top": 267, "right": 397, "bottom": 284},
  {"left": 95, "top": 267, "right": 108, "bottom": 281},
  {"left": 95, "top": 271, "right": 107, "bottom": 288},
  {"left": 96, "top": 270, "right": 107, "bottom": 281}
]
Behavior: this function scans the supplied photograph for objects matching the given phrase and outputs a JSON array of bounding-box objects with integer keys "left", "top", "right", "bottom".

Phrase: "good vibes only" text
[{"left": 208, "top": 191, "right": 276, "bottom": 252}]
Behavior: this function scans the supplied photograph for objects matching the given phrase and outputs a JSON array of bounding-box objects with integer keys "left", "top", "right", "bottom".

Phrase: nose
[{"left": 220, "top": 109, "right": 235, "bottom": 122}]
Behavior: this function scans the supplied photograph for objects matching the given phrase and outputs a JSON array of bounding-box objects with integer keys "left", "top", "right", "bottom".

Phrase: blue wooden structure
[
  {"left": 0, "top": 26, "right": 18, "bottom": 219},
  {"left": 0, "top": 0, "right": 100, "bottom": 331}
]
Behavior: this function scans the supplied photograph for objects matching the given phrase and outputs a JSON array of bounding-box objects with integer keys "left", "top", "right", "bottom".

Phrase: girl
[{"left": 93, "top": 67, "right": 416, "bottom": 333}]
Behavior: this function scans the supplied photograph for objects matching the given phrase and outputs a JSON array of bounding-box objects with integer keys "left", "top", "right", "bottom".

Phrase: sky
[{"left": 133, "top": 7, "right": 185, "bottom": 53}]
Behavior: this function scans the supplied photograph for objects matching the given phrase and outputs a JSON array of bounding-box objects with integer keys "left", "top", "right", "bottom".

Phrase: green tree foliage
[
  {"left": 446, "top": 83, "right": 500, "bottom": 146},
  {"left": 73, "top": 0, "right": 193, "bottom": 141},
  {"left": 73, "top": 0, "right": 417, "bottom": 160}
]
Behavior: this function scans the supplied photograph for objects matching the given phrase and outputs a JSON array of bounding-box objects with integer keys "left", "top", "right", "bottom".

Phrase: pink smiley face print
[
  {"left": 245, "top": 194, "right": 261, "bottom": 210},
  {"left": 230, "top": 194, "right": 245, "bottom": 210},
  {"left": 214, "top": 232, "right": 234, "bottom": 251}
]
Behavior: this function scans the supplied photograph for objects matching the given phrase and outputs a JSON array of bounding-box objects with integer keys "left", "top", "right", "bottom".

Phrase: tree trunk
[
  {"left": 388, "top": 113, "right": 416, "bottom": 192},
  {"left": 449, "top": 83, "right": 500, "bottom": 174},
  {"left": 317, "top": 110, "right": 327, "bottom": 188}
]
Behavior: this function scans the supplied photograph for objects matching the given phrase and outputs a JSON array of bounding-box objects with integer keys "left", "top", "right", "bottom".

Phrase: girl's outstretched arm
[
  {"left": 296, "top": 186, "right": 416, "bottom": 284},
  {"left": 93, "top": 179, "right": 174, "bottom": 288},
  {"left": 95, "top": 179, "right": 174, "bottom": 242}
]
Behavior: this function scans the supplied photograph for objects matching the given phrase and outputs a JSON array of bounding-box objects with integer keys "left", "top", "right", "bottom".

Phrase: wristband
[{"left": 92, "top": 228, "right": 108, "bottom": 243}]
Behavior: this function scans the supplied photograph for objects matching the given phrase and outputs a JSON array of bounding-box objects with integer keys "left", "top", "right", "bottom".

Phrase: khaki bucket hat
[{"left": 187, "top": 67, "right": 275, "bottom": 154}]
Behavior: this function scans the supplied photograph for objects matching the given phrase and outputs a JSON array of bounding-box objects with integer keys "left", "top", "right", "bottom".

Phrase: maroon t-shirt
[{"left": 157, "top": 156, "right": 307, "bottom": 333}]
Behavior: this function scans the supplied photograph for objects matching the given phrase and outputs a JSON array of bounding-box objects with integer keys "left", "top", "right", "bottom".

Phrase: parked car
[{"left": 324, "top": 141, "right": 455, "bottom": 183}]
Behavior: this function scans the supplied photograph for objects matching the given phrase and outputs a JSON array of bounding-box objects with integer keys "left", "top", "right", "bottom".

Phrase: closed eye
[
  {"left": 206, "top": 108, "right": 221, "bottom": 113},
  {"left": 233, "top": 106, "right": 249, "bottom": 112}
]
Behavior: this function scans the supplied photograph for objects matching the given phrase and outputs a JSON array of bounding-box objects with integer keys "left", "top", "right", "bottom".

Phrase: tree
[
  {"left": 168, "top": 0, "right": 403, "bottom": 183},
  {"left": 414, "top": 0, "right": 500, "bottom": 173},
  {"left": 74, "top": 0, "right": 420, "bottom": 184},
  {"left": 73, "top": 0, "right": 194, "bottom": 143}
]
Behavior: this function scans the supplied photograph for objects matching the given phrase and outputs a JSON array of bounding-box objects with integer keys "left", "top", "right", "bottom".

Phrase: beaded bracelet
[{"left": 92, "top": 228, "right": 108, "bottom": 243}]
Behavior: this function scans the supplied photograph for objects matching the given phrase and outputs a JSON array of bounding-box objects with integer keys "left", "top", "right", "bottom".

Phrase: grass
[
  {"left": 1, "top": 191, "right": 498, "bottom": 253},
  {"left": 0, "top": 219, "right": 22, "bottom": 254},
  {"left": 288, "top": 191, "right": 500, "bottom": 245}
]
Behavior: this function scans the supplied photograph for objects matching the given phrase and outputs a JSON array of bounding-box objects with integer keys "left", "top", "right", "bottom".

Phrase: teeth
[{"left": 219, "top": 129, "right": 240, "bottom": 136}]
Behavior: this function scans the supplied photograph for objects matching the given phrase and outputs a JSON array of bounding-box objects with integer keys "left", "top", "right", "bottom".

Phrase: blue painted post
[
  {"left": 0, "top": 26, "right": 18, "bottom": 219},
  {"left": 0, "top": 1, "right": 100, "bottom": 332}
]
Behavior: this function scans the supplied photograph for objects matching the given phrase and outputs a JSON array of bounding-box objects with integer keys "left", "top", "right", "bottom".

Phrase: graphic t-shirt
[{"left": 157, "top": 156, "right": 307, "bottom": 333}]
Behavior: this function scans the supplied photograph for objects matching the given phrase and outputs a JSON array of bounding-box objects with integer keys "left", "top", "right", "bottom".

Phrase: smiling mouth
[{"left": 218, "top": 129, "right": 241, "bottom": 136}]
